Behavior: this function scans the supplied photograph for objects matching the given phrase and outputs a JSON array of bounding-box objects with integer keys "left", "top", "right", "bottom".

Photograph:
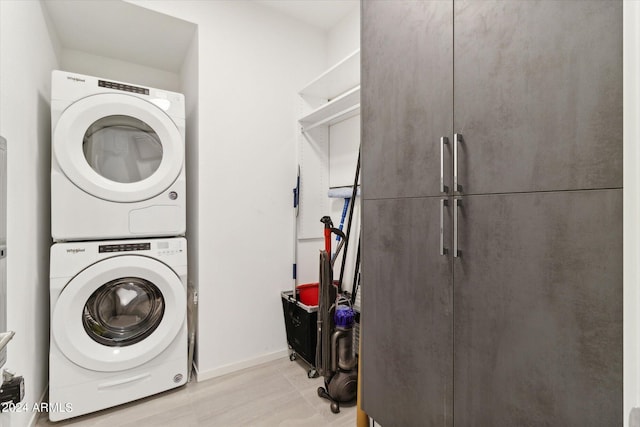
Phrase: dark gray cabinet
[
  {"left": 362, "top": 197, "right": 453, "bottom": 426},
  {"left": 361, "top": 1, "right": 622, "bottom": 426},
  {"left": 454, "top": 190, "right": 622, "bottom": 426},
  {"left": 454, "top": 0, "right": 622, "bottom": 195},
  {"left": 362, "top": 0, "right": 452, "bottom": 199}
]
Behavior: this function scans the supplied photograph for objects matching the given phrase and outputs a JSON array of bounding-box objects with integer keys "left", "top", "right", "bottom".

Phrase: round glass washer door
[
  {"left": 53, "top": 255, "right": 186, "bottom": 372},
  {"left": 53, "top": 93, "right": 183, "bottom": 203},
  {"left": 82, "top": 276, "right": 165, "bottom": 347}
]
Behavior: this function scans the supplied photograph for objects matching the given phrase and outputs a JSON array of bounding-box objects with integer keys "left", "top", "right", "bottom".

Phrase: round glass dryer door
[
  {"left": 53, "top": 255, "right": 186, "bottom": 372},
  {"left": 83, "top": 115, "right": 163, "bottom": 185},
  {"left": 53, "top": 93, "right": 183, "bottom": 203}
]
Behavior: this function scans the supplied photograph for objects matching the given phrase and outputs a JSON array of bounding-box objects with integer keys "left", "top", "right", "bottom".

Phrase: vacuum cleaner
[
  {"left": 316, "top": 216, "right": 358, "bottom": 414},
  {"left": 317, "top": 300, "right": 358, "bottom": 413}
]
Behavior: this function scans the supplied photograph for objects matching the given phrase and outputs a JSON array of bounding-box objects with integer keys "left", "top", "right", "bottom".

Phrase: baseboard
[{"left": 196, "top": 349, "right": 288, "bottom": 382}]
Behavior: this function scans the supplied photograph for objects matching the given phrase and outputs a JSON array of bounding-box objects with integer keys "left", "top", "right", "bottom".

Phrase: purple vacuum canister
[{"left": 334, "top": 306, "right": 355, "bottom": 328}]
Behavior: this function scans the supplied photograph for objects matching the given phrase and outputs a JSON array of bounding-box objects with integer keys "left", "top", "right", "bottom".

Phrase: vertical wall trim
[{"left": 624, "top": 2, "right": 640, "bottom": 425}]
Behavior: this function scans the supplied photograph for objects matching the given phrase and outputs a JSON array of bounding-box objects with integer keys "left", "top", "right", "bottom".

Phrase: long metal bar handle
[
  {"left": 440, "top": 137, "right": 449, "bottom": 193},
  {"left": 454, "top": 133, "right": 462, "bottom": 193},
  {"left": 454, "top": 198, "right": 461, "bottom": 258},
  {"left": 440, "top": 199, "right": 448, "bottom": 256}
]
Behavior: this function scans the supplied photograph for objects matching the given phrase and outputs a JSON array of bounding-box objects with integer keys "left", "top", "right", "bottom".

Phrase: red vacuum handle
[
  {"left": 324, "top": 227, "right": 332, "bottom": 253},
  {"left": 321, "top": 216, "right": 333, "bottom": 254},
  {"left": 320, "top": 216, "right": 347, "bottom": 256}
]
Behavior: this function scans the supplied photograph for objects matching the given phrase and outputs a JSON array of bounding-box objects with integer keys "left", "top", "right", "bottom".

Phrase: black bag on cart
[{"left": 281, "top": 290, "right": 318, "bottom": 378}]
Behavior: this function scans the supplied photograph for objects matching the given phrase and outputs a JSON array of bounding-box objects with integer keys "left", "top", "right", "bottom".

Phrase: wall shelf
[
  {"left": 299, "top": 49, "right": 360, "bottom": 100},
  {"left": 299, "top": 86, "right": 360, "bottom": 132},
  {"left": 296, "top": 48, "right": 360, "bottom": 239}
]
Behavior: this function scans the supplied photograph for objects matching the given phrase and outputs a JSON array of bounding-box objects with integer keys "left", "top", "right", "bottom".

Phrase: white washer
[
  {"left": 49, "top": 238, "right": 187, "bottom": 421},
  {"left": 51, "top": 70, "right": 186, "bottom": 241}
]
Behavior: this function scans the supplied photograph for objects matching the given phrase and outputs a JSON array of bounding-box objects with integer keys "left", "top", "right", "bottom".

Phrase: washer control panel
[{"left": 156, "top": 240, "right": 183, "bottom": 256}]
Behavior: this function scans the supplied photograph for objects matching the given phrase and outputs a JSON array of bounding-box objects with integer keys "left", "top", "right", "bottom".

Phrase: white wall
[
  {"left": 128, "top": 0, "right": 327, "bottom": 379},
  {"left": 624, "top": 2, "right": 640, "bottom": 426},
  {"left": 59, "top": 49, "right": 181, "bottom": 92},
  {"left": 327, "top": 5, "right": 360, "bottom": 67},
  {"left": 0, "top": 1, "right": 60, "bottom": 426}
]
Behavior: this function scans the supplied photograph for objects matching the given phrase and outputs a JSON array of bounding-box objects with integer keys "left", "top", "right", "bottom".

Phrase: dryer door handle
[{"left": 97, "top": 373, "right": 151, "bottom": 390}]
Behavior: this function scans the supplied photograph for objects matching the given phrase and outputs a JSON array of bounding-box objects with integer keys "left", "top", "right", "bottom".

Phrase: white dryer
[
  {"left": 51, "top": 70, "right": 186, "bottom": 241},
  {"left": 49, "top": 238, "right": 187, "bottom": 421}
]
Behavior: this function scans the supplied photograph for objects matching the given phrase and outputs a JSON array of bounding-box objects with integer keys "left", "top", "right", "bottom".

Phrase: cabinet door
[
  {"left": 362, "top": 0, "right": 453, "bottom": 200},
  {"left": 453, "top": 0, "right": 622, "bottom": 195},
  {"left": 361, "top": 197, "right": 453, "bottom": 426},
  {"left": 453, "top": 190, "right": 622, "bottom": 426}
]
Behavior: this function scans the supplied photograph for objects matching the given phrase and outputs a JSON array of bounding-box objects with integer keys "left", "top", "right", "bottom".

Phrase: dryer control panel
[
  {"left": 98, "top": 79, "right": 149, "bottom": 95},
  {"left": 98, "top": 243, "right": 150, "bottom": 253}
]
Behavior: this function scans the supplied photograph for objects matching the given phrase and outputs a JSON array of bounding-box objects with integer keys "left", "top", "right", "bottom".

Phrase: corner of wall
[{"left": 0, "top": 1, "right": 60, "bottom": 426}]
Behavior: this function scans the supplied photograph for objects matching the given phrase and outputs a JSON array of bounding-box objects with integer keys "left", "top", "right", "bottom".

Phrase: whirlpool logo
[
  {"left": 66, "top": 248, "right": 85, "bottom": 254},
  {"left": 66, "top": 76, "right": 85, "bottom": 83}
]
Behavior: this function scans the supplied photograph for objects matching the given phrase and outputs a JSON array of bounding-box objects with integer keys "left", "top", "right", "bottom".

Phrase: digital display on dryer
[{"left": 98, "top": 243, "right": 151, "bottom": 253}]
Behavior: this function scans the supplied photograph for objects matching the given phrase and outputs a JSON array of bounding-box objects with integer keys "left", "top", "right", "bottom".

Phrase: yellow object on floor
[{"left": 357, "top": 322, "right": 368, "bottom": 427}]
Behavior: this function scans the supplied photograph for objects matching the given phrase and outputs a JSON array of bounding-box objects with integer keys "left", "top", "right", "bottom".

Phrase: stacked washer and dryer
[{"left": 49, "top": 71, "right": 188, "bottom": 421}]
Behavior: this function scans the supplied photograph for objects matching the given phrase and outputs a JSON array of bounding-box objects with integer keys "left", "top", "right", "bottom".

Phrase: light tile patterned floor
[{"left": 36, "top": 357, "right": 356, "bottom": 426}]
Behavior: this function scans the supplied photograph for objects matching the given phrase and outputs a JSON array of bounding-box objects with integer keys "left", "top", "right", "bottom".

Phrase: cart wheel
[
  {"left": 289, "top": 352, "right": 297, "bottom": 361},
  {"left": 330, "top": 402, "right": 340, "bottom": 414},
  {"left": 307, "top": 369, "right": 318, "bottom": 378}
]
